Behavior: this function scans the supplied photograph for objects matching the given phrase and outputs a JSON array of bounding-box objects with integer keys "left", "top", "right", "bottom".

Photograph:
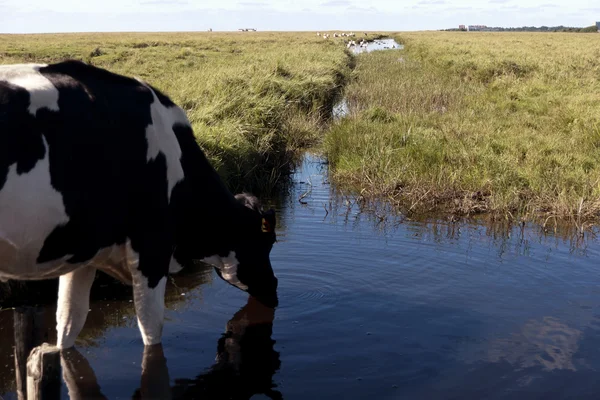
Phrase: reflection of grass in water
[
  {"left": 0, "top": 263, "right": 213, "bottom": 306},
  {"left": 324, "top": 187, "right": 598, "bottom": 255},
  {"left": 0, "top": 279, "right": 59, "bottom": 307},
  {"left": 325, "top": 32, "right": 600, "bottom": 223}
]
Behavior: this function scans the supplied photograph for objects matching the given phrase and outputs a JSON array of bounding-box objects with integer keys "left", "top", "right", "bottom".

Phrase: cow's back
[{"left": 0, "top": 60, "right": 187, "bottom": 280}]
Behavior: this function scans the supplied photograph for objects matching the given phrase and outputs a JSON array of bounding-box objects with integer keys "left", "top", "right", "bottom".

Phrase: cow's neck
[{"left": 172, "top": 124, "right": 241, "bottom": 260}]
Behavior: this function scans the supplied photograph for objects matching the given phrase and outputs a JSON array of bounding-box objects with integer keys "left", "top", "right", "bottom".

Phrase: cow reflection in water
[
  {"left": 169, "top": 296, "right": 281, "bottom": 400},
  {"left": 20, "top": 296, "right": 280, "bottom": 400}
]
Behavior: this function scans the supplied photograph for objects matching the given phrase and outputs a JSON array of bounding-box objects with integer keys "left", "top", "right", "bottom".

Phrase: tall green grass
[
  {"left": 325, "top": 32, "right": 600, "bottom": 222},
  {"left": 0, "top": 32, "right": 352, "bottom": 193}
]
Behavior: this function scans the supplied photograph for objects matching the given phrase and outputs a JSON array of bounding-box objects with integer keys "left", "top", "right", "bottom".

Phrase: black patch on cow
[
  {"left": 3, "top": 60, "right": 171, "bottom": 287},
  {"left": 0, "top": 80, "right": 46, "bottom": 191},
  {"left": 170, "top": 123, "right": 237, "bottom": 261},
  {"left": 128, "top": 151, "right": 174, "bottom": 288},
  {"left": 171, "top": 123, "right": 278, "bottom": 307}
]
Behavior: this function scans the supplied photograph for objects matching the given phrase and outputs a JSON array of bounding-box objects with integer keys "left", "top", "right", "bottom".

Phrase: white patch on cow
[
  {"left": 0, "top": 63, "right": 59, "bottom": 116},
  {"left": 56, "top": 265, "right": 97, "bottom": 349},
  {"left": 121, "top": 240, "right": 140, "bottom": 269},
  {"left": 201, "top": 251, "right": 248, "bottom": 291},
  {"left": 129, "top": 248, "right": 167, "bottom": 346},
  {"left": 169, "top": 255, "right": 184, "bottom": 274},
  {"left": 91, "top": 240, "right": 138, "bottom": 285},
  {"left": 0, "top": 137, "right": 71, "bottom": 280},
  {"left": 141, "top": 83, "right": 187, "bottom": 200}
]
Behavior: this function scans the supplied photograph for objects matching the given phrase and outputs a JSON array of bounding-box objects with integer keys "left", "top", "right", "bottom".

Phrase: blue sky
[{"left": 1, "top": 0, "right": 598, "bottom": 33}]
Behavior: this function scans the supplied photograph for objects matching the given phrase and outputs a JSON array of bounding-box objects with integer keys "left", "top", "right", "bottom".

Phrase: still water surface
[
  {"left": 351, "top": 38, "right": 404, "bottom": 54},
  {"left": 2, "top": 156, "right": 600, "bottom": 399}
]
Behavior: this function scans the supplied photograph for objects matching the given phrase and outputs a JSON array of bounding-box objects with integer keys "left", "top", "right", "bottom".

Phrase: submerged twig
[{"left": 298, "top": 176, "right": 313, "bottom": 204}]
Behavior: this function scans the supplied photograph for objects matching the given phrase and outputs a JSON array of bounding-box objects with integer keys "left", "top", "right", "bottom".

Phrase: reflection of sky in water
[
  {"left": 351, "top": 38, "right": 404, "bottom": 54},
  {"left": 488, "top": 317, "right": 582, "bottom": 372}
]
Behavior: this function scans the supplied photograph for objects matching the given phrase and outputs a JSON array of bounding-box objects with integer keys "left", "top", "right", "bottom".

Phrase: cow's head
[{"left": 200, "top": 193, "right": 278, "bottom": 308}]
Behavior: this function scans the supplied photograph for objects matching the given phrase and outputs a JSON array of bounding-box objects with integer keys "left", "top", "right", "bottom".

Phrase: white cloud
[
  {"left": 418, "top": 0, "right": 447, "bottom": 4},
  {"left": 237, "top": 1, "right": 269, "bottom": 7},
  {"left": 321, "top": 0, "right": 353, "bottom": 6}
]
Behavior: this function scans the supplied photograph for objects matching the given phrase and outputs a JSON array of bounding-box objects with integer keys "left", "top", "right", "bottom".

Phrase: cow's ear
[{"left": 261, "top": 209, "right": 276, "bottom": 233}]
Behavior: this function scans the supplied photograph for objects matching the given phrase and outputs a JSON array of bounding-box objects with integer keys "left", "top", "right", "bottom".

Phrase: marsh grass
[
  {"left": 0, "top": 31, "right": 353, "bottom": 193},
  {"left": 325, "top": 32, "right": 600, "bottom": 223}
]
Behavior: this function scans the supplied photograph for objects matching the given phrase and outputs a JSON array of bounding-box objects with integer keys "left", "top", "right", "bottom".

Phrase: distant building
[
  {"left": 459, "top": 24, "right": 466, "bottom": 30},
  {"left": 468, "top": 24, "right": 488, "bottom": 31},
  {"left": 597, "top": 21, "right": 600, "bottom": 32}
]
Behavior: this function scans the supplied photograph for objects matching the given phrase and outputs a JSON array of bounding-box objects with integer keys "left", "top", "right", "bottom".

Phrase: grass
[
  {"left": 0, "top": 31, "right": 353, "bottom": 193},
  {"left": 325, "top": 32, "right": 600, "bottom": 223}
]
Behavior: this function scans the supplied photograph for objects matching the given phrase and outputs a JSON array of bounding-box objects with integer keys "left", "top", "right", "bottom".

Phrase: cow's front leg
[
  {"left": 129, "top": 243, "right": 171, "bottom": 346},
  {"left": 56, "top": 266, "right": 96, "bottom": 349}
]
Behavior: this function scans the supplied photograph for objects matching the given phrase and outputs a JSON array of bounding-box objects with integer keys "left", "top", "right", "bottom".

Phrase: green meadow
[{"left": 326, "top": 32, "right": 600, "bottom": 223}]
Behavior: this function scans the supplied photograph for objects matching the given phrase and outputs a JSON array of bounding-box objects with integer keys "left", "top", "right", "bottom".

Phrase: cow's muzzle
[{"left": 249, "top": 276, "right": 279, "bottom": 308}]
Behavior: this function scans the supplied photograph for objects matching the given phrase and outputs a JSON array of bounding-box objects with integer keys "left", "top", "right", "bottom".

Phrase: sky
[{"left": 0, "top": 0, "right": 598, "bottom": 33}]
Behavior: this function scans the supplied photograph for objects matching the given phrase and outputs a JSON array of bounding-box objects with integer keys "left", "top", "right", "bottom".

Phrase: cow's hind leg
[{"left": 56, "top": 266, "right": 96, "bottom": 349}]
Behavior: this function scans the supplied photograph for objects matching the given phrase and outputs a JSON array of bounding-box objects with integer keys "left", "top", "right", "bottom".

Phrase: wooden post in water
[
  {"left": 13, "top": 307, "right": 46, "bottom": 400},
  {"left": 26, "top": 343, "right": 61, "bottom": 400}
]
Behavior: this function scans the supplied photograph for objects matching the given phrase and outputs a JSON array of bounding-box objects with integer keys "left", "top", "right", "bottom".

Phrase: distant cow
[{"left": 0, "top": 60, "right": 278, "bottom": 349}]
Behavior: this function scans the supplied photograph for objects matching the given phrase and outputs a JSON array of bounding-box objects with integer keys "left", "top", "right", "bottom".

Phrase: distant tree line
[{"left": 445, "top": 25, "right": 598, "bottom": 33}]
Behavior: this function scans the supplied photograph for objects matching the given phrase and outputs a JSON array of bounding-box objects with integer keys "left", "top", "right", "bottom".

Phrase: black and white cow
[{"left": 0, "top": 60, "right": 278, "bottom": 349}]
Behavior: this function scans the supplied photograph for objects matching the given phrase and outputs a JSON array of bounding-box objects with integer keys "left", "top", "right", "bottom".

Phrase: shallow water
[
  {"left": 3, "top": 155, "right": 600, "bottom": 399},
  {"left": 332, "top": 97, "right": 349, "bottom": 120},
  {"left": 352, "top": 38, "right": 403, "bottom": 54},
  {"left": 334, "top": 38, "right": 403, "bottom": 121}
]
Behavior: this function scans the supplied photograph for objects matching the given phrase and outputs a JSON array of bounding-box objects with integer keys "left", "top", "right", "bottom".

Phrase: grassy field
[
  {"left": 325, "top": 32, "right": 600, "bottom": 223},
  {"left": 0, "top": 31, "right": 352, "bottom": 192}
]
